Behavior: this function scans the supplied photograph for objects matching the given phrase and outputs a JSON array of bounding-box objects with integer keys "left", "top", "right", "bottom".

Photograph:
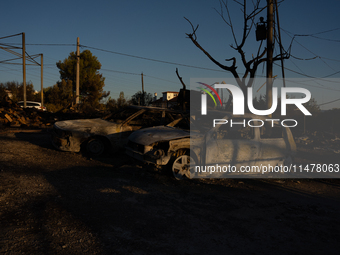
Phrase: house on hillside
[
  {"left": 152, "top": 91, "right": 179, "bottom": 108},
  {"left": 4, "top": 90, "right": 13, "bottom": 99}
]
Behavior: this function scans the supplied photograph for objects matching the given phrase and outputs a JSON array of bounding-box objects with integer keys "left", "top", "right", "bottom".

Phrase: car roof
[
  {"left": 190, "top": 109, "right": 272, "bottom": 120},
  {"left": 18, "top": 101, "right": 41, "bottom": 104},
  {"left": 103, "top": 105, "right": 186, "bottom": 120},
  {"left": 127, "top": 105, "right": 184, "bottom": 113}
]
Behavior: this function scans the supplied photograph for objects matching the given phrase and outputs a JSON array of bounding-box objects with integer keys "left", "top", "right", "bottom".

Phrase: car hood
[
  {"left": 128, "top": 126, "right": 192, "bottom": 146},
  {"left": 54, "top": 118, "right": 118, "bottom": 133}
]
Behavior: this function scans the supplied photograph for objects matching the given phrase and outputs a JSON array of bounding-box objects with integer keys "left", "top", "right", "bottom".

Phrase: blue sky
[{"left": 1, "top": 0, "right": 340, "bottom": 109}]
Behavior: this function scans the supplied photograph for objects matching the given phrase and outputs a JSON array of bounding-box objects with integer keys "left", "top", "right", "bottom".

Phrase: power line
[
  {"left": 80, "top": 44, "right": 226, "bottom": 73},
  {"left": 4, "top": 42, "right": 231, "bottom": 73},
  {"left": 319, "top": 97, "right": 340, "bottom": 106},
  {"left": 312, "top": 27, "right": 340, "bottom": 35},
  {"left": 3, "top": 43, "right": 76, "bottom": 47},
  {"left": 274, "top": 62, "right": 340, "bottom": 80},
  {"left": 0, "top": 33, "right": 22, "bottom": 40},
  {"left": 3, "top": 40, "right": 340, "bottom": 90},
  {"left": 284, "top": 27, "right": 340, "bottom": 37},
  {"left": 274, "top": 63, "right": 340, "bottom": 92},
  {"left": 281, "top": 27, "right": 339, "bottom": 72},
  {"left": 320, "top": 57, "right": 340, "bottom": 63},
  {"left": 310, "top": 35, "right": 340, "bottom": 43},
  {"left": 321, "top": 70, "right": 340, "bottom": 78},
  {"left": 101, "top": 68, "right": 179, "bottom": 84},
  {"left": 5, "top": 41, "right": 340, "bottom": 78},
  {"left": 101, "top": 69, "right": 140, "bottom": 76},
  {"left": 143, "top": 74, "right": 179, "bottom": 84},
  {"left": 290, "top": 55, "right": 318, "bottom": 61},
  {"left": 0, "top": 43, "right": 21, "bottom": 50}
]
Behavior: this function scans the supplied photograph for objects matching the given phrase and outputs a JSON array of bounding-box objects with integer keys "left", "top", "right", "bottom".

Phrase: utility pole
[
  {"left": 274, "top": 0, "right": 286, "bottom": 87},
  {"left": 76, "top": 37, "right": 80, "bottom": 104},
  {"left": 141, "top": 72, "right": 144, "bottom": 106},
  {"left": 41, "top": 54, "right": 43, "bottom": 107},
  {"left": 266, "top": 0, "right": 274, "bottom": 115},
  {"left": 22, "top": 32, "right": 26, "bottom": 108}
]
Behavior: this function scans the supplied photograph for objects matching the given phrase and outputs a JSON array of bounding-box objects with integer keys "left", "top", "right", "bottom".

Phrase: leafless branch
[
  {"left": 232, "top": 0, "right": 243, "bottom": 7},
  {"left": 175, "top": 68, "right": 186, "bottom": 90},
  {"left": 214, "top": 0, "right": 238, "bottom": 46},
  {"left": 184, "top": 17, "right": 199, "bottom": 41},
  {"left": 184, "top": 0, "right": 290, "bottom": 92},
  {"left": 184, "top": 17, "right": 239, "bottom": 78}
]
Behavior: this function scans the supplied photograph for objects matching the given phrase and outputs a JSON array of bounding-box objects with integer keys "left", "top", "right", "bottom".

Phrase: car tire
[
  {"left": 169, "top": 150, "right": 196, "bottom": 180},
  {"left": 86, "top": 138, "right": 106, "bottom": 157},
  {"left": 284, "top": 156, "right": 293, "bottom": 166},
  {"left": 277, "top": 156, "right": 294, "bottom": 177}
]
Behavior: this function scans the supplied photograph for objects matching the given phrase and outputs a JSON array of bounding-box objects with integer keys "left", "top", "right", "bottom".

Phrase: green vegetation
[
  {"left": 0, "top": 81, "right": 38, "bottom": 102},
  {"left": 130, "top": 91, "right": 153, "bottom": 106},
  {"left": 51, "top": 49, "right": 109, "bottom": 110}
]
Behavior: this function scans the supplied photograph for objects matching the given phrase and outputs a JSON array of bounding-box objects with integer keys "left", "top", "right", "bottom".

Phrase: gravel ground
[{"left": 0, "top": 128, "right": 339, "bottom": 255}]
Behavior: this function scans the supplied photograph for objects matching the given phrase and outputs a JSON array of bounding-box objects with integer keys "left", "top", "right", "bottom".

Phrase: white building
[
  {"left": 152, "top": 91, "right": 179, "bottom": 108},
  {"left": 162, "top": 91, "right": 179, "bottom": 102}
]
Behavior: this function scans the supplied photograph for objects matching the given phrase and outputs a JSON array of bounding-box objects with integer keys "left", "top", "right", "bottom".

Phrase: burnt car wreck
[
  {"left": 51, "top": 106, "right": 188, "bottom": 156},
  {"left": 126, "top": 112, "right": 297, "bottom": 179}
]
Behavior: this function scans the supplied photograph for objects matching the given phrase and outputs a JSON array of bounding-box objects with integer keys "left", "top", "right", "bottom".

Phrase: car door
[
  {"left": 257, "top": 123, "right": 293, "bottom": 167},
  {"left": 205, "top": 118, "right": 260, "bottom": 170}
]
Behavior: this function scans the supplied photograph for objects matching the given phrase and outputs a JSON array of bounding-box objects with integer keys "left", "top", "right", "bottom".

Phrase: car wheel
[
  {"left": 86, "top": 138, "right": 106, "bottom": 156},
  {"left": 170, "top": 151, "right": 196, "bottom": 180},
  {"left": 277, "top": 156, "right": 294, "bottom": 176},
  {"left": 284, "top": 156, "right": 293, "bottom": 166}
]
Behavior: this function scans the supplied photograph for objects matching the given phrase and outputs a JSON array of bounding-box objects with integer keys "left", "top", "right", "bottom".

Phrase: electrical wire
[
  {"left": 282, "top": 27, "right": 338, "bottom": 72},
  {"left": 2, "top": 38, "right": 340, "bottom": 94},
  {"left": 4, "top": 41, "right": 340, "bottom": 80},
  {"left": 289, "top": 27, "right": 340, "bottom": 37},
  {"left": 310, "top": 35, "right": 340, "bottom": 43},
  {"left": 318, "top": 97, "right": 340, "bottom": 106},
  {"left": 101, "top": 68, "right": 179, "bottom": 84},
  {"left": 0, "top": 33, "right": 22, "bottom": 40},
  {"left": 3, "top": 42, "right": 235, "bottom": 73},
  {"left": 8, "top": 43, "right": 76, "bottom": 47},
  {"left": 274, "top": 62, "right": 340, "bottom": 84},
  {"left": 80, "top": 44, "right": 226, "bottom": 73},
  {"left": 101, "top": 69, "right": 140, "bottom": 76}
]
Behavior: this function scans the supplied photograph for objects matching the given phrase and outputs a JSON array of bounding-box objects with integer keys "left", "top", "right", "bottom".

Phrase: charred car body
[
  {"left": 126, "top": 112, "right": 297, "bottom": 179},
  {"left": 51, "top": 106, "right": 188, "bottom": 156}
]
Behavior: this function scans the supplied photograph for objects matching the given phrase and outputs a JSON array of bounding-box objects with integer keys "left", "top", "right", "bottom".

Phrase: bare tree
[{"left": 185, "top": 0, "right": 289, "bottom": 94}]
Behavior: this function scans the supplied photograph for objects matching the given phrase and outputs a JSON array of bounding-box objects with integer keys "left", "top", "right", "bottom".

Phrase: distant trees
[
  {"left": 105, "top": 92, "right": 128, "bottom": 112},
  {"left": 55, "top": 49, "right": 109, "bottom": 108},
  {"left": 0, "top": 81, "right": 38, "bottom": 102},
  {"left": 105, "top": 97, "right": 118, "bottom": 111},
  {"left": 117, "top": 91, "right": 127, "bottom": 107},
  {"left": 130, "top": 91, "right": 153, "bottom": 106},
  {"left": 36, "top": 49, "right": 109, "bottom": 112},
  {"left": 0, "top": 84, "right": 5, "bottom": 99},
  {"left": 303, "top": 98, "right": 320, "bottom": 115},
  {"left": 105, "top": 91, "right": 157, "bottom": 112},
  {"left": 43, "top": 79, "right": 73, "bottom": 112}
]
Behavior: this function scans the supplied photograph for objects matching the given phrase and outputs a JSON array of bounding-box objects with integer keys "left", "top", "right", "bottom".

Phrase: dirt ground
[{"left": 0, "top": 128, "right": 339, "bottom": 255}]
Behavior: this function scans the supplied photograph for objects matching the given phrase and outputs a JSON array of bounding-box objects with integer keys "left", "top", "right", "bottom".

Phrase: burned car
[
  {"left": 126, "top": 112, "right": 297, "bottom": 179},
  {"left": 51, "top": 106, "right": 187, "bottom": 156}
]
